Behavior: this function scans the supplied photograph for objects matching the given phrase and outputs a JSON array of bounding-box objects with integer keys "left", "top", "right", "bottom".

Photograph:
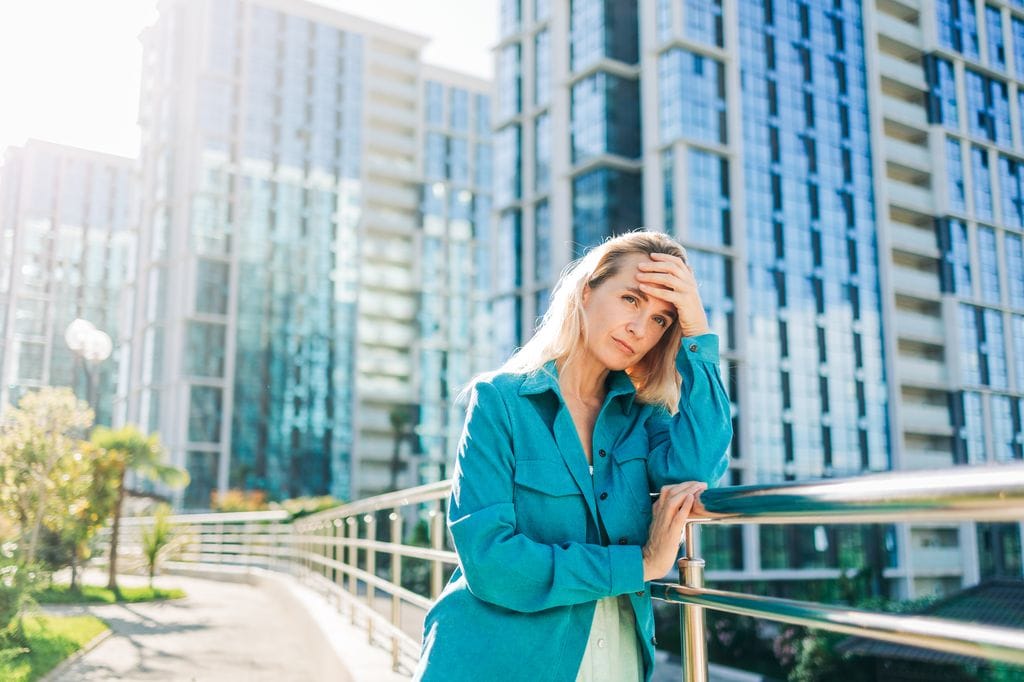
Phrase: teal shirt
[{"left": 414, "top": 334, "right": 732, "bottom": 682}]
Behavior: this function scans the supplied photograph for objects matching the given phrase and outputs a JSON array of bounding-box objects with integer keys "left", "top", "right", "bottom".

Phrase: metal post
[
  {"left": 679, "top": 523, "right": 707, "bottom": 682},
  {"left": 390, "top": 510, "right": 403, "bottom": 672},
  {"left": 365, "top": 514, "right": 376, "bottom": 643},
  {"left": 348, "top": 517, "right": 358, "bottom": 624},
  {"left": 429, "top": 504, "right": 444, "bottom": 598}
]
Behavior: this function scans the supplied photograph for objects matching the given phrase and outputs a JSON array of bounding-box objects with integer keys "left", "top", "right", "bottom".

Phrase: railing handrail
[
  {"left": 694, "top": 462, "right": 1024, "bottom": 524},
  {"left": 296, "top": 480, "right": 450, "bottom": 530},
  {"left": 102, "top": 462, "right": 1024, "bottom": 680},
  {"left": 651, "top": 582, "right": 1024, "bottom": 666}
]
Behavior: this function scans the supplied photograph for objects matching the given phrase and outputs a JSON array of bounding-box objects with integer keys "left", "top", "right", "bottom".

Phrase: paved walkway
[{"left": 42, "top": 569, "right": 351, "bottom": 681}]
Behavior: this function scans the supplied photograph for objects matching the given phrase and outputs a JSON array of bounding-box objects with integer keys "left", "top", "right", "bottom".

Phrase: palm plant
[
  {"left": 90, "top": 426, "right": 188, "bottom": 597},
  {"left": 140, "top": 504, "right": 174, "bottom": 589}
]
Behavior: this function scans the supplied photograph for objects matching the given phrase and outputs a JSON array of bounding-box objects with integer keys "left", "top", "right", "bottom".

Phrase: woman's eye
[
  {"left": 623, "top": 295, "right": 637, "bottom": 305},
  {"left": 654, "top": 317, "right": 667, "bottom": 327}
]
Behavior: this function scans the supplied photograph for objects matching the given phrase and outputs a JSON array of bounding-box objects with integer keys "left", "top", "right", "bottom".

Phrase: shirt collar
[{"left": 518, "top": 358, "right": 638, "bottom": 414}]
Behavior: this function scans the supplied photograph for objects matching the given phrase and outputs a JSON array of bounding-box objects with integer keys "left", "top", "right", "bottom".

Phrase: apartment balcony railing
[{"left": 107, "top": 464, "right": 1024, "bottom": 680}]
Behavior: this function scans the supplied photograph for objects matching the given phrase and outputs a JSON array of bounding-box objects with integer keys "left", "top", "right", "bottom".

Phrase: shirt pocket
[
  {"left": 612, "top": 432, "right": 654, "bottom": 519},
  {"left": 513, "top": 459, "right": 586, "bottom": 544}
]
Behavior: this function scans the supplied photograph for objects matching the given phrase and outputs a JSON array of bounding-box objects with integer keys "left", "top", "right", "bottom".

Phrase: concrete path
[{"left": 41, "top": 569, "right": 348, "bottom": 681}]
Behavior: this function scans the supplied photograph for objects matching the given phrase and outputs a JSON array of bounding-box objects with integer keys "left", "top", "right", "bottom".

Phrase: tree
[
  {"left": 90, "top": 426, "right": 188, "bottom": 597},
  {"left": 140, "top": 504, "right": 174, "bottom": 589},
  {"left": 0, "top": 388, "right": 94, "bottom": 567},
  {"left": 54, "top": 442, "right": 121, "bottom": 591}
]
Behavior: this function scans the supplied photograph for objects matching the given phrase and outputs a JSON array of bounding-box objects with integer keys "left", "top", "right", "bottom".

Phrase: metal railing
[{"left": 105, "top": 463, "right": 1024, "bottom": 679}]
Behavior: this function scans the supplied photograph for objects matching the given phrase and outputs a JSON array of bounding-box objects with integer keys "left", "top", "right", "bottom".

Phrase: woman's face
[{"left": 581, "top": 252, "right": 677, "bottom": 370}]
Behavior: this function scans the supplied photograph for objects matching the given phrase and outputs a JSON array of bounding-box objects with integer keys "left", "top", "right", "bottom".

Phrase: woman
[{"left": 414, "top": 231, "right": 732, "bottom": 681}]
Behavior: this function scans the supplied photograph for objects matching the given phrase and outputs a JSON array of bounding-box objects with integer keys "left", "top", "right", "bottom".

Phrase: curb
[{"left": 39, "top": 626, "right": 114, "bottom": 682}]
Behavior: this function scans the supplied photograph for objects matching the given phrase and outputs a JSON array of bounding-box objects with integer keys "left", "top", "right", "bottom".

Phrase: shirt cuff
[
  {"left": 608, "top": 544, "right": 646, "bottom": 595},
  {"left": 677, "top": 333, "right": 720, "bottom": 367}
]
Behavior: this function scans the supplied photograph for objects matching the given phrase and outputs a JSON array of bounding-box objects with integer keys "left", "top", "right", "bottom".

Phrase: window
[
  {"left": 498, "top": 44, "right": 521, "bottom": 120},
  {"left": 986, "top": 5, "right": 1006, "bottom": 70},
  {"left": 688, "top": 149, "right": 731, "bottom": 246},
  {"left": 972, "top": 146, "right": 993, "bottom": 221},
  {"left": 658, "top": 49, "right": 726, "bottom": 145},
  {"left": 535, "top": 113, "right": 551, "bottom": 193},
  {"left": 534, "top": 30, "right": 550, "bottom": 108},
  {"left": 978, "top": 225, "right": 1001, "bottom": 303},
  {"left": 947, "top": 138, "right": 966, "bottom": 213}
]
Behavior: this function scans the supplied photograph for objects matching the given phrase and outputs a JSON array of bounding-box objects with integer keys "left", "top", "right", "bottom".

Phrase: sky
[{"left": 0, "top": 0, "right": 497, "bottom": 159}]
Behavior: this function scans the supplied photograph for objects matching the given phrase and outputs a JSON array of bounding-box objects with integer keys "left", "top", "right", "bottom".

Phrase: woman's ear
[{"left": 581, "top": 282, "right": 591, "bottom": 306}]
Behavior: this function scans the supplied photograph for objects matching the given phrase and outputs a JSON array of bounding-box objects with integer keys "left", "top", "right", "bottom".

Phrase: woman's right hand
[{"left": 641, "top": 481, "right": 708, "bottom": 582}]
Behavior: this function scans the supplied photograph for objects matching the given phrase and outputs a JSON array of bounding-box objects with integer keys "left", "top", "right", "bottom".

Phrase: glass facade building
[
  {"left": 495, "top": 0, "right": 1023, "bottom": 599},
  {"left": 126, "top": 0, "right": 487, "bottom": 505},
  {"left": 0, "top": 141, "right": 137, "bottom": 427},
  {"left": 417, "top": 70, "right": 493, "bottom": 485}
]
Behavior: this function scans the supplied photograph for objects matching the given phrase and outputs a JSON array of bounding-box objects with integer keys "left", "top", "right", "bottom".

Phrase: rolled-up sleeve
[
  {"left": 448, "top": 381, "right": 645, "bottom": 613},
  {"left": 644, "top": 333, "right": 733, "bottom": 490}
]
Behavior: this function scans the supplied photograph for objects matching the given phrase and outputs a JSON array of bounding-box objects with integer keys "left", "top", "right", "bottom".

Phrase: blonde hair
[{"left": 461, "top": 230, "right": 690, "bottom": 414}]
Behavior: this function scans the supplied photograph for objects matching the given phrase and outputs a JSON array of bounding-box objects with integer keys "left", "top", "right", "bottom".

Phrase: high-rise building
[
  {"left": 123, "top": 0, "right": 491, "bottom": 507},
  {"left": 416, "top": 66, "right": 493, "bottom": 487},
  {"left": 494, "top": 0, "right": 1023, "bottom": 599},
  {"left": 0, "top": 140, "right": 137, "bottom": 426}
]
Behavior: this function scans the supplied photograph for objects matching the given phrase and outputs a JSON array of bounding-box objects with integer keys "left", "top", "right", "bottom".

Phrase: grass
[
  {"left": 33, "top": 583, "right": 186, "bottom": 605},
  {"left": 0, "top": 614, "right": 108, "bottom": 682}
]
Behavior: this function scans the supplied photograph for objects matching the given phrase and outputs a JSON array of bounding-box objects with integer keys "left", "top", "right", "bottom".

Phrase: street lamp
[{"left": 64, "top": 318, "right": 113, "bottom": 413}]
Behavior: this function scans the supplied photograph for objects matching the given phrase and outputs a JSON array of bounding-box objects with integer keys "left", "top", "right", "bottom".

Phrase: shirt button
[
  {"left": 618, "top": 537, "right": 627, "bottom": 545},
  {"left": 599, "top": 492, "right": 608, "bottom": 500},
  {"left": 689, "top": 343, "right": 698, "bottom": 352},
  {"left": 597, "top": 638, "right": 607, "bottom": 649},
  {"left": 651, "top": 636, "right": 657, "bottom": 646},
  {"left": 598, "top": 449, "right": 607, "bottom": 457}
]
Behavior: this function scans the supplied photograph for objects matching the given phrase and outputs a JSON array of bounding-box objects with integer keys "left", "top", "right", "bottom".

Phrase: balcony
[
  {"left": 877, "top": 53, "right": 927, "bottom": 91},
  {"left": 897, "top": 356, "right": 949, "bottom": 387},
  {"left": 887, "top": 179, "right": 935, "bottom": 215},
  {"left": 891, "top": 263, "right": 941, "bottom": 299},
  {"left": 889, "top": 220, "right": 939, "bottom": 256},
  {"left": 885, "top": 138, "right": 932, "bottom": 175},
  {"left": 882, "top": 94, "right": 929, "bottom": 131},
  {"left": 875, "top": 12, "right": 923, "bottom": 49},
  {"left": 911, "top": 546, "right": 964, "bottom": 574},
  {"left": 901, "top": 402, "right": 953, "bottom": 435},
  {"left": 894, "top": 309, "right": 945, "bottom": 343}
]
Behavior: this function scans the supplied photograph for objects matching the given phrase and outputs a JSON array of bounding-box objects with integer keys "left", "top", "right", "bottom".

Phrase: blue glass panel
[
  {"left": 498, "top": 44, "right": 522, "bottom": 120},
  {"left": 986, "top": 5, "right": 1006, "bottom": 71},
  {"left": 535, "top": 30, "right": 550, "bottom": 107},
  {"left": 1014, "top": 17, "right": 1024, "bottom": 80},
  {"left": 947, "top": 138, "right": 966, "bottom": 213},
  {"left": 688, "top": 149, "right": 731, "bottom": 246},
  {"left": 984, "top": 308, "right": 1008, "bottom": 389},
  {"left": 662, "top": 148, "right": 674, "bottom": 235},
  {"left": 450, "top": 88, "right": 470, "bottom": 131},
  {"left": 535, "top": 200, "right": 551, "bottom": 282},
  {"left": 500, "top": 0, "right": 521, "bottom": 37},
  {"left": 496, "top": 210, "right": 522, "bottom": 291},
  {"left": 659, "top": 49, "right": 726, "bottom": 145},
  {"left": 572, "top": 168, "right": 642, "bottom": 255},
  {"left": 571, "top": 72, "right": 640, "bottom": 162},
  {"left": 1006, "top": 233, "right": 1024, "bottom": 308},
  {"left": 999, "top": 155, "right": 1023, "bottom": 228},
  {"left": 973, "top": 145, "right": 994, "bottom": 221},
  {"left": 1013, "top": 315, "right": 1024, "bottom": 388},
  {"left": 685, "top": 0, "right": 723, "bottom": 47},
  {"left": 978, "top": 225, "right": 1001, "bottom": 303},
  {"left": 990, "top": 395, "right": 1017, "bottom": 461},
  {"left": 494, "top": 125, "right": 521, "bottom": 206},
  {"left": 535, "top": 113, "right": 550, "bottom": 192}
]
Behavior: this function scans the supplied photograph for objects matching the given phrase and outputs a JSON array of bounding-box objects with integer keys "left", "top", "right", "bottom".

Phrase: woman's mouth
[{"left": 613, "top": 338, "right": 634, "bottom": 354}]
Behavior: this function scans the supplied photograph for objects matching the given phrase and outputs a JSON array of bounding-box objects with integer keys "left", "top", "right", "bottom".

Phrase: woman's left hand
[{"left": 636, "top": 252, "right": 711, "bottom": 337}]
